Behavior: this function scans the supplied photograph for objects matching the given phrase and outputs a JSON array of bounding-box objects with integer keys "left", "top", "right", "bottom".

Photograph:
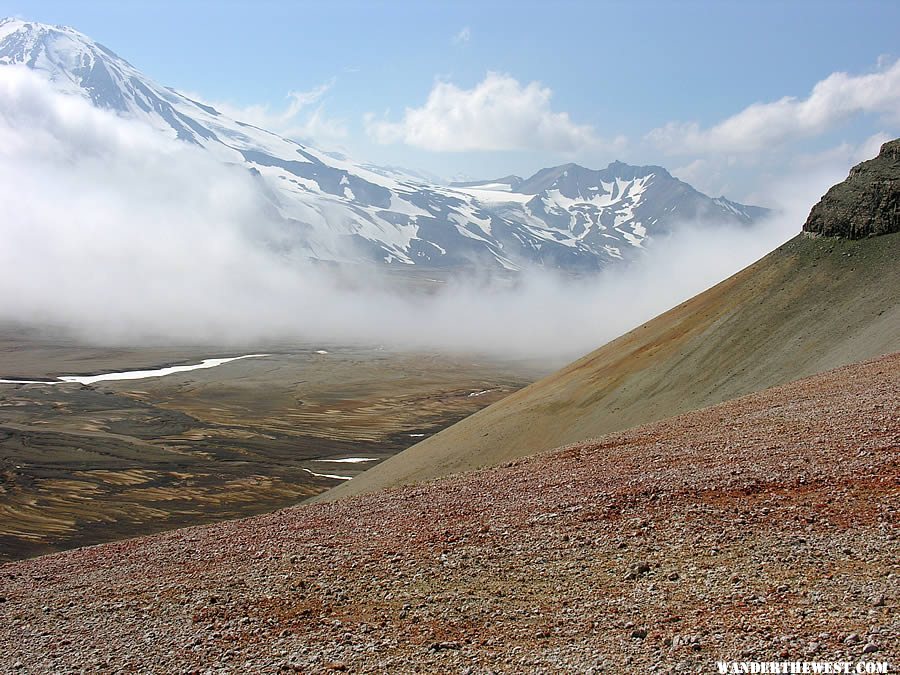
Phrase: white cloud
[
  {"left": 1, "top": 66, "right": 805, "bottom": 362},
  {"left": 452, "top": 26, "right": 471, "bottom": 45},
  {"left": 200, "top": 79, "right": 348, "bottom": 145},
  {"left": 671, "top": 158, "right": 730, "bottom": 198},
  {"left": 789, "top": 131, "right": 892, "bottom": 171},
  {"left": 670, "top": 132, "right": 892, "bottom": 204},
  {"left": 0, "top": 67, "right": 300, "bottom": 341},
  {"left": 365, "top": 72, "right": 604, "bottom": 153},
  {"left": 648, "top": 59, "right": 900, "bottom": 155}
]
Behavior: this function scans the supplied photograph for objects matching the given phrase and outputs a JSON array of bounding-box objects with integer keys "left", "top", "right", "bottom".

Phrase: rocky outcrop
[{"left": 804, "top": 138, "right": 900, "bottom": 238}]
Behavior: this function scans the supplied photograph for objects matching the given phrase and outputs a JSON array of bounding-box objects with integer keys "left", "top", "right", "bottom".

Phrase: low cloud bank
[{"left": 0, "top": 68, "right": 846, "bottom": 362}]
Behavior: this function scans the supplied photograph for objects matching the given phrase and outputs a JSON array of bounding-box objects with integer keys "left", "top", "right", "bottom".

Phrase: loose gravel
[{"left": 1, "top": 353, "right": 897, "bottom": 673}]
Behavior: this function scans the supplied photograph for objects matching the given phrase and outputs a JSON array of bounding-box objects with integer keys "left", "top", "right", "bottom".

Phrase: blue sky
[{"left": 2, "top": 0, "right": 899, "bottom": 199}]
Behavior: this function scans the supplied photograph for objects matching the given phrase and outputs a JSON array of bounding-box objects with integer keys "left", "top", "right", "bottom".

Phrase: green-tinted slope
[{"left": 319, "top": 231, "right": 900, "bottom": 502}]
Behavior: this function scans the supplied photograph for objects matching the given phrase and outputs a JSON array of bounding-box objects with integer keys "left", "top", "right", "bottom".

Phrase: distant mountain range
[{"left": 0, "top": 18, "right": 770, "bottom": 271}]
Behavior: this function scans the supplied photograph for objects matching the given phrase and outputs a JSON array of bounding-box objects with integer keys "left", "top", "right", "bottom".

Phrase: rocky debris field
[{"left": 1, "top": 353, "right": 898, "bottom": 673}]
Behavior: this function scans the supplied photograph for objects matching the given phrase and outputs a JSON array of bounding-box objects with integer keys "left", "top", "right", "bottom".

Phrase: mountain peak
[
  {"left": 0, "top": 18, "right": 140, "bottom": 112},
  {"left": 606, "top": 159, "right": 673, "bottom": 179},
  {"left": 0, "top": 16, "right": 30, "bottom": 32},
  {"left": 0, "top": 17, "right": 93, "bottom": 47},
  {"left": 516, "top": 160, "right": 670, "bottom": 195}
]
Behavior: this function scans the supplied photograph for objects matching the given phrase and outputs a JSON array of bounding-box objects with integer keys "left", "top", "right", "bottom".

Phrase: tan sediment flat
[
  {"left": 0, "top": 353, "right": 895, "bottom": 671},
  {"left": 0, "top": 345, "right": 543, "bottom": 561},
  {"left": 321, "top": 232, "right": 900, "bottom": 502}
]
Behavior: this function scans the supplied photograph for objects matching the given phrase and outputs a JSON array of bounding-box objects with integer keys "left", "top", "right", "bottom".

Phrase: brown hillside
[
  {"left": 321, "top": 231, "right": 900, "bottom": 502},
  {"left": 1, "top": 353, "right": 897, "bottom": 671}
]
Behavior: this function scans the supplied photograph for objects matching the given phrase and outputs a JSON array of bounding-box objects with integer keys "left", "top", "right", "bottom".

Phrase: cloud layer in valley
[{"left": 0, "top": 67, "right": 853, "bottom": 362}]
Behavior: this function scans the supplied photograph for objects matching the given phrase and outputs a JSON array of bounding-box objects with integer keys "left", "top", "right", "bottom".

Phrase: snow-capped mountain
[
  {"left": 450, "top": 163, "right": 769, "bottom": 263},
  {"left": 0, "top": 18, "right": 769, "bottom": 271}
]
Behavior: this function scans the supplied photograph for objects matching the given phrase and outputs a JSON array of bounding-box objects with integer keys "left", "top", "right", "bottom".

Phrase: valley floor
[
  {"left": 0, "top": 331, "right": 542, "bottom": 561},
  {"left": 0, "top": 352, "right": 896, "bottom": 672}
]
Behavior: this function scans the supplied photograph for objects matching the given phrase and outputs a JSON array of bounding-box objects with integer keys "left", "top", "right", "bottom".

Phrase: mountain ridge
[{"left": 0, "top": 17, "right": 769, "bottom": 271}]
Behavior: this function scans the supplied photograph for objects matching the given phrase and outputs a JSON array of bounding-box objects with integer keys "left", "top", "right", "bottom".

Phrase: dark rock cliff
[{"left": 804, "top": 138, "right": 900, "bottom": 239}]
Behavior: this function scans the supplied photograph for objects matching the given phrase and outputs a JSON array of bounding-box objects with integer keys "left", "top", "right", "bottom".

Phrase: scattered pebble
[{"left": 0, "top": 353, "right": 896, "bottom": 672}]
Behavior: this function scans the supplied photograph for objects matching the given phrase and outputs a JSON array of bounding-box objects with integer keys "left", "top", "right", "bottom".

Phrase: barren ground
[
  {"left": 0, "top": 352, "right": 896, "bottom": 673},
  {"left": 0, "top": 332, "right": 543, "bottom": 561}
]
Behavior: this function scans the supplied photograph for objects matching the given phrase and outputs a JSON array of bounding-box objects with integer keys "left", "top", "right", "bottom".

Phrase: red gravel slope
[{"left": 1, "top": 353, "right": 897, "bottom": 673}]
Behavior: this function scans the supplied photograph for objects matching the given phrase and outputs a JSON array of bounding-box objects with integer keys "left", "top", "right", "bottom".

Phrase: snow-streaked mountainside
[{"left": 0, "top": 18, "right": 769, "bottom": 271}]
